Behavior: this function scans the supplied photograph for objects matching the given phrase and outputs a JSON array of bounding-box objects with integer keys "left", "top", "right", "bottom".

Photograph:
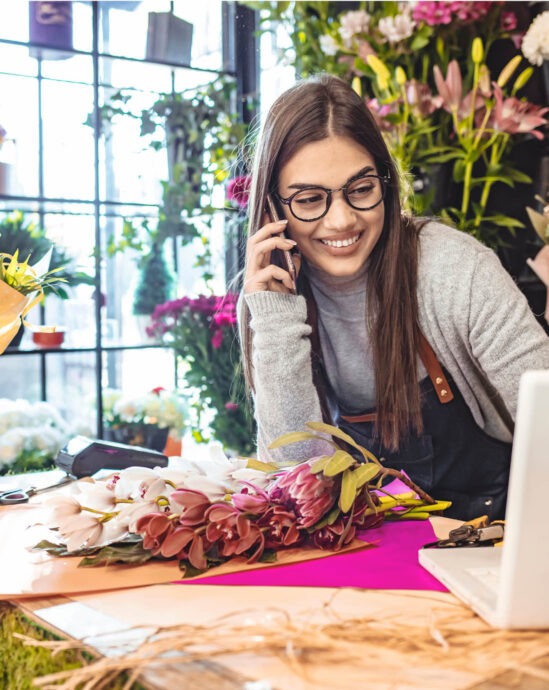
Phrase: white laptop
[{"left": 419, "top": 369, "right": 549, "bottom": 629}]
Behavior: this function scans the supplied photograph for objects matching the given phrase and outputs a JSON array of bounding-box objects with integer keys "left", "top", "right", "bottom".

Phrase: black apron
[{"left": 336, "top": 335, "right": 512, "bottom": 522}]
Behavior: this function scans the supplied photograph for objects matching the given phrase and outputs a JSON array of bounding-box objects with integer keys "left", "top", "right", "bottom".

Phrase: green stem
[{"left": 461, "top": 160, "right": 473, "bottom": 216}]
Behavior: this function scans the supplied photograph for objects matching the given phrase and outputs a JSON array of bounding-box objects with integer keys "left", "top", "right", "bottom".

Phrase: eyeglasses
[{"left": 275, "top": 172, "right": 389, "bottom": 222}]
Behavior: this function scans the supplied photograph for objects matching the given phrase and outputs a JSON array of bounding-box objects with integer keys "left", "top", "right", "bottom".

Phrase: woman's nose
[{"left": 322, "top": 192, "right": 357, "bottom": 230}]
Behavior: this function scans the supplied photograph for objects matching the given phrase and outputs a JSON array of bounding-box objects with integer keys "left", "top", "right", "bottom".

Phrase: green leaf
[
  {"left": 323, "top": 449, "right": 356, "bottom": 477},
  {"left": 310, "top": 455, "right": 331, "bottom": 474},
  {"left": 353, "top": 463, "right": 381, "bottom": 488},
  {"left": 339, "top": 468, "right": 357, "bottom": 513},
  {"left": 306, "top": 422, "right": 381, "bottom": 465},
  {"left": 258, "top": 548, "right": 278, "bottom": 564},
  {"left": 268, "top": 430, "right": 336, "bottom": 450},
  {"left": 78, "top": 539, "right": 153, "bottom": 567}
]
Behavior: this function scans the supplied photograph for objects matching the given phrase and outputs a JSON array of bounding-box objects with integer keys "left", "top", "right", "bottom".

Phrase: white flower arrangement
[
  {"left": 0, "top": 398, "right": 70, "bottom": 473},
  {"left": 103, "top": 387, "right": 187, "bottom": 439},
  {"left": 522, "top": 10, "right": 549, "bottom": 67}
]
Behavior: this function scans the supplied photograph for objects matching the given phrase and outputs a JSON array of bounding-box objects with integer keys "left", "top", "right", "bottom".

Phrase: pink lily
[
  {"left": 433, "top": 60, "right": 462, "bottom": 112},
  {"left": 489, "top": 84, "right": 549, "bottom": 140}
]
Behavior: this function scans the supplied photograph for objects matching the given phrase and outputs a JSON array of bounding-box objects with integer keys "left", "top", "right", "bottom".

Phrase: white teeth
[{"left": 321, "top": 234, "right": 360, "bottom": 248}]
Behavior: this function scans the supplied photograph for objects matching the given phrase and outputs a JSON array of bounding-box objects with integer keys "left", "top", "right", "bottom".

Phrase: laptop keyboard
[{"left": 466, "top": 567, "right": 501, "bottom": 594}]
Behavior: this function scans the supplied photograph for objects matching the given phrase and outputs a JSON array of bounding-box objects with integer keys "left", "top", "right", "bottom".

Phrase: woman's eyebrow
[{"left": 286, "top": 165, "right": 376, "bottom": 190}]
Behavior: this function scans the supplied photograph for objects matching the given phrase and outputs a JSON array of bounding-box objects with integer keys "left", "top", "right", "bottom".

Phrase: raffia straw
[{"left": 16, "top": 591, "right": 549, "bottom": 690}]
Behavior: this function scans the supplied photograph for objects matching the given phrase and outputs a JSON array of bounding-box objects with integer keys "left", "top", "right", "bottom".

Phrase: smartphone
[{"left": 266, "top": 194, "right": 297, "bottom": 294}]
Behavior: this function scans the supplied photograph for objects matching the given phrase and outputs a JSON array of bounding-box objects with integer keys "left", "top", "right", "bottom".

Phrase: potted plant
[
  {"left": 133, "top": 239, "right": 174, "bottom": 338},
  {"left": 102, "top": 387, "right": 187, "bottom": 453},
  {"left": 147, "top": 293, "right": 256, "bottom": 456}
]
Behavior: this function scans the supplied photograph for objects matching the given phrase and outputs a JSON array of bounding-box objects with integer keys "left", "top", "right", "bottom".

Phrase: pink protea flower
[
  {"left": 268, "top": 459, "right": 338, "bottom": 529},
  {"left": 488, "top": 84, "right": 549, "bottom": 140}
]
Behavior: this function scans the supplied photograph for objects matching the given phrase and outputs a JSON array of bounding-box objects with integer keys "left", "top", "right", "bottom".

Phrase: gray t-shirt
[{"left": 306, "top": 261, "right": 427, "bottom": 412}]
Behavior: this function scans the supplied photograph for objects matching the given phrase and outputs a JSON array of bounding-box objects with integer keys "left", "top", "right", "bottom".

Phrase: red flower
[
  {"left": 311, "top": 516, "right": 356, "bottom": 550},
  {"left": 258, "top": 505, "right": 304, "bottom": 549},
  {"left": 205, "top": 503, "right": 265, "bottom": 562}
]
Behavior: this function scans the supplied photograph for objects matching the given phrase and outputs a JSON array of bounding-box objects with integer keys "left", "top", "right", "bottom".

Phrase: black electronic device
[{"left": 55, "top": 436, "right": 169, "bottom": 478}]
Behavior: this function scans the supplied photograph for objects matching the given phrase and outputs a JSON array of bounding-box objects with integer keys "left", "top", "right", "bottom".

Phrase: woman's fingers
[
  {"left": 244, "top": 264, "right": 296, "bottom": 294},
  {"left": 244, "top": 220, "right": 299, "bottom": 294}
]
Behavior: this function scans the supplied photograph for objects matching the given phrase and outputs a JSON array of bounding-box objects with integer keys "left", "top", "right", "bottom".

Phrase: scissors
[{"left": 0, "top": 475, "right": 73, "bottom": 505}]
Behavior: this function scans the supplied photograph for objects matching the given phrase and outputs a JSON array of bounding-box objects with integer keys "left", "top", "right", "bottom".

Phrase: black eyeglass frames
[{"left": 276, "top": 173, "right": 389, "bottom": 222}]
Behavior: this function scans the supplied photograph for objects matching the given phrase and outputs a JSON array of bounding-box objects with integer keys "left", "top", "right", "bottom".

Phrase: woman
[{"left": 239, "top": 74, "right": 549, "bottom": 521}]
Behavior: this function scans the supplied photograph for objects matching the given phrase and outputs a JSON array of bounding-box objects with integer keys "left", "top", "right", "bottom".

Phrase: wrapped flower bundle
[{"left": 36, "top": 424, "right": 450, "bottom": 576}]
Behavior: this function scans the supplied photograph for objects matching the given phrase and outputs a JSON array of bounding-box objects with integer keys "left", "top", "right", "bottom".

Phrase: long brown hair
[{"left": 240, "top": 74, "right": 423, "bottom": 450}]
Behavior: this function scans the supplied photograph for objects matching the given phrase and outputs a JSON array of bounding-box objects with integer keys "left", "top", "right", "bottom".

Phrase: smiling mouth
[{"left": 320, "top": 233, "right": 361, "bottom": 248}]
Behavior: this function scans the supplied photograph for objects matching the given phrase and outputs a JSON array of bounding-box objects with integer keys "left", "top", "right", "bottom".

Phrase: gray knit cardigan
[{"left": 242, "top": 222, "right": 549, "bottom": 464}]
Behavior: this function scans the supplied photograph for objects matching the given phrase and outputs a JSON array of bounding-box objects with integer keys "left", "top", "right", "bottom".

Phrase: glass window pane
[
  {"left": 0, "top": 43, "right": 38, "bottom": 77},
  {"left": 41, "top": 53, "right": 94, "bottom": 84},
  {"left": 0, "top": 355, "right": 41, "bottom": 400},
  {"left": 103, "top": 348, "right": 176, "bottom": 395},
  {"left": 46, "top": 351, "right": 98, "bottom": 431},
  {"left": 42, "top": 80, "right": 95, "bottom": 200},
  {"left": 0, "top": 74, "right": 39, "bottom": 197}
]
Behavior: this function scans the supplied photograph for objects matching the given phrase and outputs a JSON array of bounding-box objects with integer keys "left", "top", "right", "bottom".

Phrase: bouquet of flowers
[
  {"left": 36, "top": 423, "right": 449, "bottom": 576},
  {"left": 0, "top": 398, "right": 71, "bottom": 474},
  {"left": 147, "top": 293, "right": 256, "bottom": 456},
  {"left": 103, "top": 387, "right": 187, "bottom": 452},
  {"left": 0, "top": 249, "right": 65, "bottom": 353}
]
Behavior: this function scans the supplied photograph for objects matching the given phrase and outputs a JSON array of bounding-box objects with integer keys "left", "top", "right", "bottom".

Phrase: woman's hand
[{"left": 244, "top": 219, "right": 301, "bottom": 294}]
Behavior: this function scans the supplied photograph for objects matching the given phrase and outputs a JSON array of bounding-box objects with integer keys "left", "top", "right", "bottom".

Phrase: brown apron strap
[
  {"left": 417, "top": 332, "right": 454, "bottom": 404},
  {"left": 341, "top": 332, "right": 454, "bottom": 424}
]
